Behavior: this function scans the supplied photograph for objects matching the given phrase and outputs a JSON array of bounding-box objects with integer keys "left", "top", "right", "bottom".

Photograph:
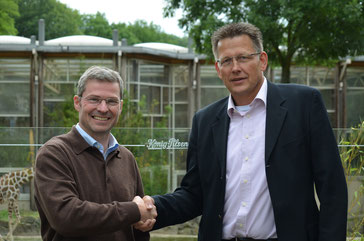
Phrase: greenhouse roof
[
  {"left": 134, "top": 42, "right": 188, "bottom": 53},
  {"left": 45, "top": 35, "right": 114, "bottom": 46},
  {"left": 0, "top": 35, "right": 31, "bottom": 44},
  {"left": 0, "top": 34, "right": 204, "bottom": 62}
]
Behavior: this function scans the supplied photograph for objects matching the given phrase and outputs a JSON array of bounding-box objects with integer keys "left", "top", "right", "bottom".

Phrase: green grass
[
  {"left": 151, "top": 238, "right": 197, "bottom": 241},
  {"left": 0, "top": 210, "right": 198, "bottom": 241},
  {"left": 11, "top": 236, "right": 197, "bottom": 241},
  {"left": 150, "top": 233, "right": 197, "bottom": 241},
  {"left": 13, "top": 238, "right": 41, "bottom": 241},
  {"left": 0, "top": 210, "right": 39, "bottom": 222}
]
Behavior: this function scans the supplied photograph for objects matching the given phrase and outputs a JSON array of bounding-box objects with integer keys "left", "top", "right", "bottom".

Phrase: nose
[
  {"left": 231, "top": 58, "right": 241, "bottom": 72},
  {"left": 97, "top": 99, "right": 109, "bottom": 112}
]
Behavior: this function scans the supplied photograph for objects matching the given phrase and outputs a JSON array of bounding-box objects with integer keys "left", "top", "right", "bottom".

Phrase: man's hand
[
  {"left": 133, "top": 195, "right": 157, "bottom": 232},
  {"left": 142, "top": 195, "right": 155, "bottom": 210},
  {"left": 133, "top": 196, "right": 157, "bottom": 221}
]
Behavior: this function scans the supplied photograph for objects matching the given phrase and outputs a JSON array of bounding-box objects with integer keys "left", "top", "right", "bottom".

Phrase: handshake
[{"left": 132, "top": 195, "right": 157, "bottom": 232}]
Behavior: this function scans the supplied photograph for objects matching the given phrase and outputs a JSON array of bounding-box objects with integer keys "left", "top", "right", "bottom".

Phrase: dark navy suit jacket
[{"left": 153, "top": 81, "right": 348, "bottom": 241}]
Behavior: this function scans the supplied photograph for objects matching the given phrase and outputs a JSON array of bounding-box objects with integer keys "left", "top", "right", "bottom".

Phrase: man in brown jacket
[{"left": 34, "top": 66, "right": 156, "bottom": 241}]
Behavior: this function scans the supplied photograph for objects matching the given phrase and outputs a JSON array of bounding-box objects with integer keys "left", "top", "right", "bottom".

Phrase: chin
[{"left": 91, "top": 126, "right": 112, "bottom": 133}]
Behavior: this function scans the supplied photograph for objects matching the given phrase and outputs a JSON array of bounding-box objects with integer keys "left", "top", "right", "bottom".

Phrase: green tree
[
  {"left": 15, "top": 0, "right": 82, "bottom": 39},
  {"left": 81, "top": 12, "right": 112, "bottom": 38},
  {"left": 0, "top": 0, "right": 19, "bottom": 35},
  {"left": 164, "top": 0, "right": 364, "bottom": 83},
  {"left": 111, "top": 22, "right": 140, "bottom": 45},
  {"left": 112, "top": 20, "right": 188, "bottom": 46},
  {"left": 14, "top": 0, "right": 188, "bottom": 46}
]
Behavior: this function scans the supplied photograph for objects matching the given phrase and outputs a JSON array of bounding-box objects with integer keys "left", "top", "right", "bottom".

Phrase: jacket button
[{"left": 218, "top": 214, "right": 222, "bottom": 219}]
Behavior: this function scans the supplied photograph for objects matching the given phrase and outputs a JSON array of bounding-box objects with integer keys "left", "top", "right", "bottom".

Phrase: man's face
[
  {"left": 74, "top": 79, "right": 122, "bottom": 140},
  {"left": 215, "top": 34, "right": 268, "bottom": 106}
]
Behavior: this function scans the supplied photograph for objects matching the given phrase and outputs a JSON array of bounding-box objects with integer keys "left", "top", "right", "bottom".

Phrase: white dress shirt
[{"left": 222, "top": 78, "right": 277, "bottom": 239}]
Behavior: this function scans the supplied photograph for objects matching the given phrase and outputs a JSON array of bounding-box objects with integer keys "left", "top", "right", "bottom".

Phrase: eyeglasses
[
  {"left": 79, "top": 96, "right": 121, "bottom": 107},
  {"left": 217, "top": 52, "right": 261, "bottom": 67}
]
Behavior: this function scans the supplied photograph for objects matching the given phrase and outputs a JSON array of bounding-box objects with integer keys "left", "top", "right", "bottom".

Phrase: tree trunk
[{"left": 281, "top": 60, "right": 291, "bottom": 83}]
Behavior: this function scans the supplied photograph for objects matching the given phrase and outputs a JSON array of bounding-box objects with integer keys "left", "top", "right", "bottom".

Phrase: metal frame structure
[{"left": 0, "top": 20, "right": 363, "bottom": 196}]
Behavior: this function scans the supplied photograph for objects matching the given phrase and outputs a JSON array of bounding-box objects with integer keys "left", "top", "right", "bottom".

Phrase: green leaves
[
  {"left": 340, "top": 121, "right": 364, "bottom": 238},
  {"left": 112, "top": 20, "right": 188, "bottom": 46},
  {"left": 164, "top": 0, "right": 364, "bottom": 82},
  {"left": 81, "top": 12, "right": 112, "bottom": 38},
  {"left": 0, "top": 0, "right": 19, "bottom": 35},
  {"left": 12, "top": 0, "right": 187, "bottom": 46},
  {"left": 15, "top": 0, "right": 82, "bottom": 39}
]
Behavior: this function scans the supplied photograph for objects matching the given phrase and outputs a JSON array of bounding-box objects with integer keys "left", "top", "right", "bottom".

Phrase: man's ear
[
  {"left": 259, "top": 51, "right": 268, "bottom": 72},
  {"left": 215, "top": 61, "right": 222, "bottom": 79},
  {"left": 73, "top": 95, "right": 81, "bottom": 112}
]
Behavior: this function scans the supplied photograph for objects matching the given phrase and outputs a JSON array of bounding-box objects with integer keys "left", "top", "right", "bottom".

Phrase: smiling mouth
[
  {"left": 231, "top": 77, "right": 247, "bottom": 82},
  {"left": 92, "top": 116, "right": 110, "bottom": 121}
]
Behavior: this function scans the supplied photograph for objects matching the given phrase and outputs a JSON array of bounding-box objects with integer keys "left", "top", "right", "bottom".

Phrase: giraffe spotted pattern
[{"left": 0, "top": 167, "right": 34, "bottom": 241}]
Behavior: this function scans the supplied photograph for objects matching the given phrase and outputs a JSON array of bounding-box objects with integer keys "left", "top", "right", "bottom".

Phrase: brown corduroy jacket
[{"left": 34, "top": 126, "right": 149, "bottom": 241}]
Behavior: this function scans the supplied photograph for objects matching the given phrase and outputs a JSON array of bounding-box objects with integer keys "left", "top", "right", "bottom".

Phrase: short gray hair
[
  {"left": 77, "top": 66, "right": 124, "bottom": 98},
  {"left": 211, "top": 22, "right": 263, "bottom": 60}
]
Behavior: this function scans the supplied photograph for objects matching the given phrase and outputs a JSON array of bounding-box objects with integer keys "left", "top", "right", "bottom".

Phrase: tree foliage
[
  {"left": 81, "top": 12, "right": 112, "bottom": 38},
  {"left": 164, "top": 0, "right": 364, "bottom": 83},
  {"left": 12, "top": 0, "right": 187, "bottom": 46},
  {"left": 15, "top": 0, "right": 82, "bottom": 39},
  {"left": 112, "top": 20, "right": 188, "bottom": 46},
  {"left": 0, "top": 0, "right": 19, "bottom": 35}
]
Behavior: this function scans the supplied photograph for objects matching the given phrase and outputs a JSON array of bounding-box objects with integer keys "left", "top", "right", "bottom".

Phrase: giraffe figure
[{"left": 0, "top": 167, "right": 34, "bottom": 241}]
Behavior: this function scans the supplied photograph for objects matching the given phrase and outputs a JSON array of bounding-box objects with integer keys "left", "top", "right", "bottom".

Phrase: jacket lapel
[
  {"left": 211, "top": 99, "right": 230, "bottom": 178},
  {"left": 265, "top": 82, "right": 287, "bottom": 165},
  {"left": 208, "top": 83, "right": 287, "bottom": 172}
]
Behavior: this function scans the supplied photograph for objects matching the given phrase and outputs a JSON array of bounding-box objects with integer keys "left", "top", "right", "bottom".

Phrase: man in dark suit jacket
[{"left": 135, "top": 22, "right": 348, "bottom": 241}]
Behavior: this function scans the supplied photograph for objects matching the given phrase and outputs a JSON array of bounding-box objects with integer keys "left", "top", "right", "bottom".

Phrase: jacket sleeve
[
  {"left": 34, "top": 144, "right": 141, "bottom": 237},
  {"left": 309, "top": 89, "right": 348, "bottom": 240},
  {"left": 153, "top": 114, "right": 203, "bottom": 229}
]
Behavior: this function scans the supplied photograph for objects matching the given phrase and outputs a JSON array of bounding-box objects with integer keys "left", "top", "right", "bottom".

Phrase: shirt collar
[
  {"left": 75, "top": 123, "right": 119, "bottom": 159},
  {"left": 76, "top": 123, "right": 98, "bottom": 147},
  {"left": 227, "top": 77, "right": 268, "bottom": 118}
]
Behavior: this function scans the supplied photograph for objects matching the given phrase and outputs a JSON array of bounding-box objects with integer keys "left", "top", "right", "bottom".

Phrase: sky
[{"left": 58, "top": 0, "right": 186, "bottom": 37}]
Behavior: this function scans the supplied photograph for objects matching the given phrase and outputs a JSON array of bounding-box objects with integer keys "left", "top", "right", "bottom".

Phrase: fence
[{"left": 0, "top": 126, "right": 363, "bottom": 237}]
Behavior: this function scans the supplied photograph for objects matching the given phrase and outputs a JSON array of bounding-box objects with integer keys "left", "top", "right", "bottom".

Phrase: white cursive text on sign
[{"left": 146, "top": 138, "right": 188, "bottom": 150}]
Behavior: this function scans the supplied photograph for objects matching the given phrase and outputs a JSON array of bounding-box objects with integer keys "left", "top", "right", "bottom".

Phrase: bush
[{"left": 340, "top": 121, "right": 364, "bottom": 239}]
